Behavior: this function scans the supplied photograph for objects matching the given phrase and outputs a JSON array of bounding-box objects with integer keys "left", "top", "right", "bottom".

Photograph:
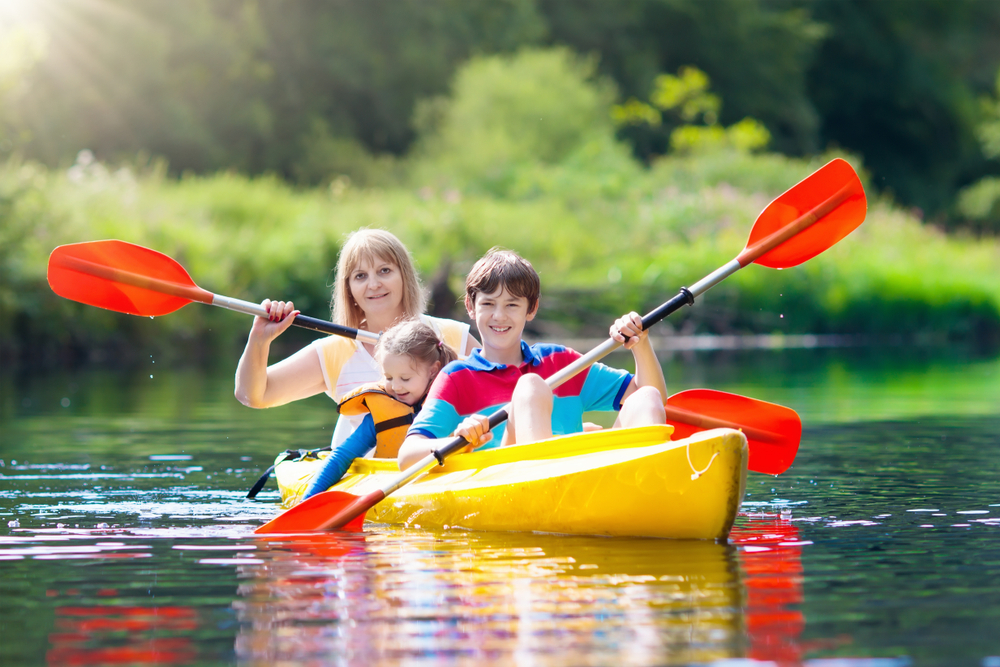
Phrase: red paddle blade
[
  {"left": 254, "top": 490, "right": 367, "bottom": 534},
  {"left": 742, "top": 158, "right": 866, "bottom": 269},
  {"left": 666, "top": 389, "right": 802, "bottom": 475},
  {"left": 48, "top": 240, "right": 213, "bottom": 316}
]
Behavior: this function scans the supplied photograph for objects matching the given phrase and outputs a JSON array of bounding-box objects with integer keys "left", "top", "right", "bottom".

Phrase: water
[{"left": 2, "top": 347, "right": 999, "bottom": 666}]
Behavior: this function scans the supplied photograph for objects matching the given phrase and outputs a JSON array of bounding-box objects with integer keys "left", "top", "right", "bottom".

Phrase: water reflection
[
  {"left": 47, "top": 603, "right": 198, "bottom": 666},
  {"left": 236, "top": 529, "right": 756, "bottom": 665}
]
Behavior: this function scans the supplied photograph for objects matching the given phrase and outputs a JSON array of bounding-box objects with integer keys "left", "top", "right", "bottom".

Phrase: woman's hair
[
  {"left": 374, "top": 320, "right": 458, "bottom": 373},
  {"left": 331, "top": 229, "right": 427, "bottom": 329}
]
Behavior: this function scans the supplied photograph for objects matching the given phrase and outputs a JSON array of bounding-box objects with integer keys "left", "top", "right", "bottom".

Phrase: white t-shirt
[{"left": 310, "top": 315, "right": 471, "bottom": 447}]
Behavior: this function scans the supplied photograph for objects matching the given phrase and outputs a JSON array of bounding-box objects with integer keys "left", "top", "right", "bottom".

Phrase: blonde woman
[{"left": 235, "top": 229, "right": 478, "bottom": 445}]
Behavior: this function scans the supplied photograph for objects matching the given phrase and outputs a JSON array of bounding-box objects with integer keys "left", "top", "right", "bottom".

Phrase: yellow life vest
[{"left": 336, "top": 383, "right": 414, "bottom": 459}]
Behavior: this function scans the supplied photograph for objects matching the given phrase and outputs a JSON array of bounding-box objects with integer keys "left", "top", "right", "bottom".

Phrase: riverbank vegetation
[{"left": 3, "top": 48, "right": 999, "bottom": 368}]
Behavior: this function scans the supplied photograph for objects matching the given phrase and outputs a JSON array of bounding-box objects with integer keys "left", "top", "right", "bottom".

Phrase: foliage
[
  {"left": 1, "top": 1, "right": 1000, "bottom": 219},
  {"left": 411, "top": 48, "right": 618, "bottom": 195},
  {"left": 613, "top": 66, "right": 771, "bottom": 155},
  {"left": 3, "top": 45, "right": 1000, "bottom": 367},
  {"left": 804, "top": 0, "right": 1000, "bottom": 215},
  {"left": 953, "top": 69, "right": 1000, "bottom": 234},
  {"left": 4, "top": 142, "right": 999, "bottom": 367}
]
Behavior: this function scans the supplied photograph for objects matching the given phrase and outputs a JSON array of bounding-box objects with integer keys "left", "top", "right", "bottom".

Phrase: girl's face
[
  {"left": 380, "top": 353, "right": 440, "bottom": 406},
  {"left": 349, "top": 255, "right": 404, "bottom": 323}
]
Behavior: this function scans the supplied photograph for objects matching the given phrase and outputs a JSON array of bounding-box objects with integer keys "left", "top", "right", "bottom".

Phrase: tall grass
[{"left": 3, "top": 147, "right": 999, "bottom": 368}]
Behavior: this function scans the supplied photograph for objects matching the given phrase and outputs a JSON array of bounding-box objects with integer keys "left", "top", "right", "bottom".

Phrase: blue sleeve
[
  {"left": 408, "top": 397, "right": 462, "bottom": 440},
  {"left": 303, "top": 413, "right": 376, "bottom": 500},
  {"left": 579, "top": 363, "right": 634, "bottom": 412}
]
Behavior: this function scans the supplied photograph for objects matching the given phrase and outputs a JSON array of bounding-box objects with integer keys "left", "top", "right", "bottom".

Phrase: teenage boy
[{"left": 397, "top": 248, "right": 667, "bottom": 469}]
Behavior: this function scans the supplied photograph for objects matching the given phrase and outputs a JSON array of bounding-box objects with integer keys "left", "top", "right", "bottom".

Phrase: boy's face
[{"left": 468, "top": 287, "right": 537, "bottom": 361}]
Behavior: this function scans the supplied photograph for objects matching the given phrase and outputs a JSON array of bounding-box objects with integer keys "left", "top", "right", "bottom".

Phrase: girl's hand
[
  {"left": 610, "top": 311, "right": 646, "bottom": 350},
  {"left": 251, "top": 299, "right": 299, "bottom": 342},
  {"left": 454, "top": 414, "right": 493, "bottom": 451}
]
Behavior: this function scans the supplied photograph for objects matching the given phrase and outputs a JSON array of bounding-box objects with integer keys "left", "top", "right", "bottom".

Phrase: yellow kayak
[{"left": 273, "top": 425, "right": 748, "bottom": 540}]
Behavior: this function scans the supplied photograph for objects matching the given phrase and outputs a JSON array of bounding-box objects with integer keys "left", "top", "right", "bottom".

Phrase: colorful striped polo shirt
[{"left": 409, "top": 340, "right": 633, "bottom": 447}]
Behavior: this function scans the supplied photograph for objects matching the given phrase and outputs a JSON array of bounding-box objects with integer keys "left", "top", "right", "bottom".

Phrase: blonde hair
[
  {"left": 375, "top": 320, "right": 458, "bottom": 375},
  {"left": 331, "top": 229, "right": 427, "bottom": 329},
  {"left": 465, "top": 247, "right": 540, "bottom": 313}
]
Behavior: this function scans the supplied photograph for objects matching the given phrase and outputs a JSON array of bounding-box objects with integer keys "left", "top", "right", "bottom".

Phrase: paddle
[
  {"left": 255, "top": 157, "right": 866, "bottom": 534},
  {"left": 663, "top": 389, "right": 800, "bottom": 476},
  {"left": 255, "top": 388, "right": 801, "bottom": 534},
  {"left": 46, "top": 239, "right": 380, "bottom": 345}
]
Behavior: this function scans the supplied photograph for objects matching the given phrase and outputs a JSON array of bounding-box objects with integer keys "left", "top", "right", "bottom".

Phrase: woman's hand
[
  {"left": 454, "top": 414, "right": 493, "bottom": 451},
  {"left": 250, "top": 299, "right": 299, "bottom": 342},
  {"left": 610, "top": 311, "right": 647, "bottom": 350}
]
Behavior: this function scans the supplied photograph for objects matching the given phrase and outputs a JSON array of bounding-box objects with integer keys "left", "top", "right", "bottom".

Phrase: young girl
[
  {"left": 301, "top": 320, "right": 458, "bottom": 499},
  {"left": 235, "top": 229, "right": 477, "bottom": 447}
]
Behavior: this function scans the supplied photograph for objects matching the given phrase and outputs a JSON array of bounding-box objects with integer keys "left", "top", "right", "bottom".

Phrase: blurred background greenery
[{"left": 2, "top": 0, "right": 1000, "bottom": 368}]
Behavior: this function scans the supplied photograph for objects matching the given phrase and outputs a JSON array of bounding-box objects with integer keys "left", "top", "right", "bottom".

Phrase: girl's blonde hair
[
  {"left": 331, "top": 229, "right": 427, "bottom": 329},
  {"left": 374, "top": 320, "right": 458, "bottom": 372}
]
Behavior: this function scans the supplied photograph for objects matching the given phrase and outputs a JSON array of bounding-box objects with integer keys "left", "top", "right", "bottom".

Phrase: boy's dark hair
[{"left": 464, "top": 248, "right": 540, "bottom": 313}]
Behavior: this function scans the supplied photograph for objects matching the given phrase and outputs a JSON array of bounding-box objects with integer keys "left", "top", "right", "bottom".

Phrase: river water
[{"left": 2, "top": 346, "right": 999, "bottom": 666}]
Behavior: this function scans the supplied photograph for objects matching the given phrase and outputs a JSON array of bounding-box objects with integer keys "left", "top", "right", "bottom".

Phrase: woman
[{"left": 235, "top": 228, "right": 478, "bottom": 446}]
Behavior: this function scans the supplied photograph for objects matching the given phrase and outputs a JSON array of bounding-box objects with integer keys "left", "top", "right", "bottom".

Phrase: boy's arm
[{"left": 611, "top": 311, "right": 668, "bottom": 404}]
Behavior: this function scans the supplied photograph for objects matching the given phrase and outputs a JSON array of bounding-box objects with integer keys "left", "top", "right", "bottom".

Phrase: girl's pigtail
[{"left": 437, "top": 339, "right": 458, "bottom": 367}]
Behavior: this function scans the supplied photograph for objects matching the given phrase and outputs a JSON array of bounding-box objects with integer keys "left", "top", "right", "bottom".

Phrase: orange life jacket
[{"left": 336, "top": 383, "right": 414, "bottom": 458}]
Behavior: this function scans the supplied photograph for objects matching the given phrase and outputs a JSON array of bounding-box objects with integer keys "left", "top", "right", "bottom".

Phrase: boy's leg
[
  {"left": 505, "top": 374, "right": 554, "bottom": 446},
  {"left": 614, "top": 386, "right": 666, "bottom": 429}
]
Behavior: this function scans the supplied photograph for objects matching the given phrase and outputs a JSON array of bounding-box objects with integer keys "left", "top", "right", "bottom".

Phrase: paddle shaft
[
  {"left": 314, "top": 181, "right": 855, "bottom": 530},
  {"left": 54, "top": 254, "right": 380, "bottom": 344}
]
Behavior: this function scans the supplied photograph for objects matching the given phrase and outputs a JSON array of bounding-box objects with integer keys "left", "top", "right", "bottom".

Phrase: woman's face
[{"left": 348, "top": 255, "right": 405, "bottom": 324}]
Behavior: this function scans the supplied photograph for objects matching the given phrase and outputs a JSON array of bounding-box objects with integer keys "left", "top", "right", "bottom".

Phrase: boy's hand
[
  {"left": 454, "top": 414, "right": 493, "bottom": 451},
  {"left": 610, "top": 311, "right": 647, "bottom": 350}
]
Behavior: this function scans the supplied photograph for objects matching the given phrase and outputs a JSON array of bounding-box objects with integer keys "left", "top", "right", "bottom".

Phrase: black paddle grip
[
  {"left": 292, "top": 314, "right": 360, "bottom": 339},
  {"left": 433, "top": 408, "right": 510, "bottom": 464},
  {"left": 641, "top": 287, "right": 695, "bottom": 331}
]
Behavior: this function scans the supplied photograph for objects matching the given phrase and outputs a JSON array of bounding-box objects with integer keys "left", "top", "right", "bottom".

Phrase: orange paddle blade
[
  {"left": 741, "top": 158, "right": 866, "bottom": 269},
  {"left": 48, "top": 240, "right": 214, "bottom": 316},
  {"left": 665, "top": 389, "right": 801, "bottom": 475},
  {"left": 254, "top": 491, "right": 367, "bottom": 534}
]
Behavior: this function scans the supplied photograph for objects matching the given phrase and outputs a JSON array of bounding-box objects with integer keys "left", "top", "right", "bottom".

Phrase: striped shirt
[{"left": 409, "top": 340, "right": 633, "bottom": 446}]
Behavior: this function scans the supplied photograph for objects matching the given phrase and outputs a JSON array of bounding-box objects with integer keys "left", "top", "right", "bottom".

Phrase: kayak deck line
[{"left": 272, "top": 426, "right": 749, "bottom": 540}]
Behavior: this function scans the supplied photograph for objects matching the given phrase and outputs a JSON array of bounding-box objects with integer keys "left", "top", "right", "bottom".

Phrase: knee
[
  {"left": 513, "top": 374, "right": 552, "bottom": 407},
  {"left": 622, "top": 386, "right": 666, "bottom": 422}
]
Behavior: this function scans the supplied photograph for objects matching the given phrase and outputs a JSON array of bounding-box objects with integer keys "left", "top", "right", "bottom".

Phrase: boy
[{"left": 397, "top": 248, "right": 667, "bottom": 469}]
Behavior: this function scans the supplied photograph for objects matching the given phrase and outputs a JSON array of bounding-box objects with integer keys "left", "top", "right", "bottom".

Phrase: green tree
[
  {"left": 804, "top": 0, "right": 1000, "bottom": 215},
  {"left": 412, "top": 47, "right": 618, "bottom": 192}
]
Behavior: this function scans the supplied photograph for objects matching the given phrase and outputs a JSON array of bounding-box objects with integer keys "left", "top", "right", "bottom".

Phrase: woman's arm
[{"left": 235, "top": 300, "right": 328, "bottom": 408}]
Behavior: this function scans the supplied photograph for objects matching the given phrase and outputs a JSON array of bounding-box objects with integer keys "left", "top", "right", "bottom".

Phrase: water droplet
[
  {"left": 780, "top": 314, "right": 784, "bottom": 318},
  {"left": 60, "top": 398, "right": 70, "bottom": 408},
  {"left": 149, "top": 316, "right": 154, "bottom": 320},
  {"left": 150, "top": 375, "right": 154, "bottom": 379}
]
